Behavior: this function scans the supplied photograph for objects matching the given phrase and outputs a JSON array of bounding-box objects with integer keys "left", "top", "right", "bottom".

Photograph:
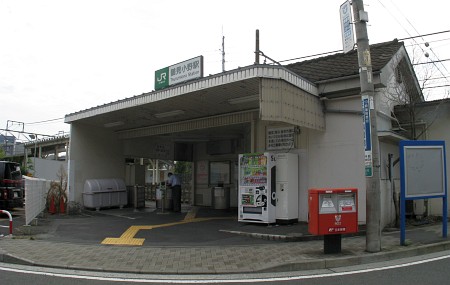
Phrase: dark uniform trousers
[{"left": 172, "top": 185, "right": 182, "bottom": 212}]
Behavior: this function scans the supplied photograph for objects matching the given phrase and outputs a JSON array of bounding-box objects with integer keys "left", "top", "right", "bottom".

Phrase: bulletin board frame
[{"left": 399, "top": 140, "right": 447, "bottom": 245}]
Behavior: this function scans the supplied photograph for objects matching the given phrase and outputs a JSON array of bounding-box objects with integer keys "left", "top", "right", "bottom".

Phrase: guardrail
[{"left": 0, "top": 210, "right": 13, "bottom": 236}]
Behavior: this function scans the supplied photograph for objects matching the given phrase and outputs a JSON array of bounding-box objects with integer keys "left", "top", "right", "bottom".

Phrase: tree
[
  {"left": 174, "top": 161, "right": 192, "bottom": 174},
  {"left": 46, "top": 165, "right": 68, "bottom": 214},
  {"left": 381, "top": 45, "right": 447, "bottom": 227},
  {"left": 385, "top": 45, "right": 448, "bottom": 140}
]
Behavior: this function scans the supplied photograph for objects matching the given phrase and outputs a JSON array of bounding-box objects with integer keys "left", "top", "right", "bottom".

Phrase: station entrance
[{"left": 122, "top": 122, "right": 253, "bottom": 212}]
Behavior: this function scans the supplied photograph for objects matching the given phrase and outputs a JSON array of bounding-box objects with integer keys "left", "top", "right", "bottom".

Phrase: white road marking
[{"left": 0, "top": 253, "right": 449, "bottom": 283}]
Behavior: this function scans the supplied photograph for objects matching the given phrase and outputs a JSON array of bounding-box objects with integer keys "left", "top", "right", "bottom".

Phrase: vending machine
[{"left": 238, "top": 152, "right": 277, "bottom": 223}]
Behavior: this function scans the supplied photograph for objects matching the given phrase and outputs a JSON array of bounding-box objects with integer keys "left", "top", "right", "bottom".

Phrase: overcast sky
[{"left": 1, "top": 0, "right": 449, "bottom": 139}]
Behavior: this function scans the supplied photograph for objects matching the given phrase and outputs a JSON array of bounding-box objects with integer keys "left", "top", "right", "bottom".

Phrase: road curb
[
  {"left": 259, "top": 240, "right": 450, "bottom": 273},
  {"left": 219, "top": 229, "right": 362, "bottom": 242},
  {"left": 2, "top": 240, "right": 450, "bottom": 274},
  {"left": 0, "top": 252, "right": 35, "bottom": 266}
]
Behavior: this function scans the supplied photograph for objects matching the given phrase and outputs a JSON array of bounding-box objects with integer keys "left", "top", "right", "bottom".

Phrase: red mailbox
[{"left": 308, "top": 188, "right": 358, "bottom": 235}]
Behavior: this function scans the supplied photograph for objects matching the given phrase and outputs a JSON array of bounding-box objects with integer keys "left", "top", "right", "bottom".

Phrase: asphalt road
[{"left": 4, "top": 205, "right": 309, "bottom": 246}]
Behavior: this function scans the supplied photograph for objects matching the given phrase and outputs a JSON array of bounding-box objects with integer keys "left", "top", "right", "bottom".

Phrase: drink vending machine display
[{"left": 238, "top": 153, "right": 277, "bottom": 223}]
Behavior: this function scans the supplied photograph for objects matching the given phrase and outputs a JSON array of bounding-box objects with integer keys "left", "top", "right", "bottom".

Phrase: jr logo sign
[
  {"left": 154, "top": 67, "right": 169, "bottom": 90},
  {"left": 157, "top": 72, "right": 166, "bottom": 82}
]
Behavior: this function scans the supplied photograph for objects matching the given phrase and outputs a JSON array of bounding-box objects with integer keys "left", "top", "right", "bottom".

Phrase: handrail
[{"left": 0, "top": 210, "right": 13, "bottom": 236}]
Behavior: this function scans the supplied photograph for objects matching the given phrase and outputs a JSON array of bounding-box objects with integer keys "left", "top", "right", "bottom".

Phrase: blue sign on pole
[
  {"left": 362, "top": 95, "right": 372, "bottom": 177},
  {"left": 362, "top": 97, "right": 371, "bottom": 151},
  {"left": 399, "top": 140, "right": 447, "bottom": 245}
]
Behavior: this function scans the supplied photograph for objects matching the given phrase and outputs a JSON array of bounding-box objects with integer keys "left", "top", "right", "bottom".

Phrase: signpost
[
  {"left": 155, "top": 56, "right": 203, "bottom": 90},
  {"left": 340, "top": 0, "right": 355, "bottom": 53}
]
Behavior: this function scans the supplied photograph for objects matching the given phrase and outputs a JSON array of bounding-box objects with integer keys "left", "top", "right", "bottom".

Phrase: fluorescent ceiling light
[
  {"left": 227, "top": 95, "right": 259, "bottom": 105},
  {"left": 154, "top": 109, "right": 185, "bottom": 118},
  {"left": 104, "top": 121, "right": 124, "bottom": 128}
]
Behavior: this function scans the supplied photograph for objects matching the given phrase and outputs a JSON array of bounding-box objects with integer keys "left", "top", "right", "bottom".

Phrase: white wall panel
[{"left": 24, "top": 177, "right": 51, "bottom": 225}]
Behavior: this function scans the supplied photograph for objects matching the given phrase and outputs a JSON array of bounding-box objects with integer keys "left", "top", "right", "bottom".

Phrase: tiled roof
[{"left": 285, "top": 39, "right": 404, "bottom": 83}]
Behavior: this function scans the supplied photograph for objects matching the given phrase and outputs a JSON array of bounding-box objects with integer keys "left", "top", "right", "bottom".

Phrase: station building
[{"left": 64, "top": 39, "right": 427, "bottom": 228}]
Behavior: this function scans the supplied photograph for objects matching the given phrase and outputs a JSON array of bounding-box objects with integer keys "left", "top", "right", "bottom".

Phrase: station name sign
[
  {"left": 340, "top": 0, "right": 354, "bottom": 53},
  {"left": 154, "top": 56, "right": 204, "bottom": 90}
]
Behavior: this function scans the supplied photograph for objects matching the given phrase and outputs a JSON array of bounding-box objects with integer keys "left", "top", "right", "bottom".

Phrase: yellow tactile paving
[
  {"left": 101, "top": 237, "right": 145, "bottom": 246},
  {"left": 101, "top": 207, "right": 232, "bottom": 246}
]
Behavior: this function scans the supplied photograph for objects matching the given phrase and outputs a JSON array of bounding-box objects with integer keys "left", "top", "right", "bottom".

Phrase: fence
[{"left": 24, "top": 176, "right": 51, "bottom": 225}]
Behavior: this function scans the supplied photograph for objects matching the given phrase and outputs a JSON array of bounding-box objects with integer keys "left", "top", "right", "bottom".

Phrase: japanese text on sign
[
  {"left": 340, "top": 0, "right": 355, "bottom": 53},
  {"left": 328, "top": 227, "right": 347, "bottom": 233},
  {"left": 362, "top": 95, "right": 373, "bottom": 177},
  {"left": 267, "top": 127, "right": 295, "bottom": 150},
  {"left": 155, "top": 56, "right": 203, "bottom": 90}
]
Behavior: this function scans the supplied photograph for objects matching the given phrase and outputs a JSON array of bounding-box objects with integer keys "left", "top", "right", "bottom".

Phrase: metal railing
[
  {"left": 143, "top": 183, "right": 191, "bottom": 204},
  {"left": 0, "top": 210, "right": 13, "bottom": 236}
]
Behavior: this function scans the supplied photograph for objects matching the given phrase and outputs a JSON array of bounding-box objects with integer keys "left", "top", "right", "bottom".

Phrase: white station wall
[
  {"left": 307, "top": 97, "right": 367, "bottom": 224},
  {"left": 68, "top": 123, "right": 124, "bottom": 204}
]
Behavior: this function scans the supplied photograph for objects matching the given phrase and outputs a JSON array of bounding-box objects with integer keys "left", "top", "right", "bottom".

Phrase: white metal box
[{"left": 275, "top": 152, "right": 299, "bottom": 223}]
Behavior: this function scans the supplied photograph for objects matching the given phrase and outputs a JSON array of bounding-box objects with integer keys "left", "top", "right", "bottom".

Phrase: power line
[
  {"left": 423, "top": 84, "right": 450, "bottom": 89},
  {"left": 419, "top": 76, "right": 450, "bottom": 81},
  {"left": 405, "top": 38, "right": 450, "bottom": 49},
  {"left": 413, "top": 58, "right": 450, "bottom": 66},
  {"left": 378, "top": 1, "right": 449, "bottom": 78},
  {"left": 278, "top": 50, "right": 342, "bottom": 64},
  {"left": 25, "top": 117, "right": 64, "bottom": 125},
  {"left": 0, "top": 128, "right": 55, "bottom": 138},
  {"left": 399, "top": 30, "right": 450, "bottom": 41},
  {"left": 377, "top": 0, "right": 415, "bottom": 40}
]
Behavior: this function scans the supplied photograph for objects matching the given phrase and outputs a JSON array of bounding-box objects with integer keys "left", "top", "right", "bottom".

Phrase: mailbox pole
[{"left": 352, "top": 0, "right": 381, "bottom": 252}]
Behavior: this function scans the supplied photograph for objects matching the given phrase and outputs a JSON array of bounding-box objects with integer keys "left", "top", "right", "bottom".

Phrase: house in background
[
  {"left": 394, "top": 98, "right": 450, "bottom": 218},
  {"left": 285, "top": 39, "right": 424, "bottom": 227},
  {"left": 0, "top": 134, "right": 18, "bottom": 157}
]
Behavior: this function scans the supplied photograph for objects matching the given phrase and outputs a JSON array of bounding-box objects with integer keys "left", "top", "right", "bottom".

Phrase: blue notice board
[{"left": 399, "top": 140, "right": 447, "bottom": 245}]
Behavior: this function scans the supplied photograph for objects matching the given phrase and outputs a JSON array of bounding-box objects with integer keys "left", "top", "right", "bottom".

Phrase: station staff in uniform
[{"left": 167, "top": 172, "right": 182, "bottom": 212}]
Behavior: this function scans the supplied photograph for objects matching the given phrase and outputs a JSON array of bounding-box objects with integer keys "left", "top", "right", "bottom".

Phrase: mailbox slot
[{"left": 308, "top": 188, "right": 358, "bottom": 236}]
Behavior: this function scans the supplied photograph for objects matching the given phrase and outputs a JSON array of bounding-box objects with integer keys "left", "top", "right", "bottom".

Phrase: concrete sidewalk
[{"left": 1, "top": 206, "right": 450, "bottom": 274}]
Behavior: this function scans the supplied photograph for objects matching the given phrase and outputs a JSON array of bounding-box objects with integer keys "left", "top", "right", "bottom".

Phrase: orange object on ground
[
  {"left": 60, "top": 197, "right": 65, "bottom": 213},
  {"left": 49, "top": 196, "right": 56, "bottom": 214}
]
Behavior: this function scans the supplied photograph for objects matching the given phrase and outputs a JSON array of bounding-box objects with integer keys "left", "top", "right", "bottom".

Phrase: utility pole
[
  {"left": 254, "top": 29, "right": 260, "bottom": 64},
  {"left": 222, "top": 35, "right": 225, "bottom": 72},
  {"left": 352, "top": 0, "right": 381, "bottom": 252}
]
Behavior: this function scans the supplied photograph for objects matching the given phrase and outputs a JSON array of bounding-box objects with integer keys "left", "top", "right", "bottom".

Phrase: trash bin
[
  {"left": 156, "top": 186, "right": 173, "bottom": 210},
  {"left": 211, "top": 187, "right": 230, "bottom": 210},
  {"left": 83, "top": 179, "right": 127, "bottom": 210}
]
